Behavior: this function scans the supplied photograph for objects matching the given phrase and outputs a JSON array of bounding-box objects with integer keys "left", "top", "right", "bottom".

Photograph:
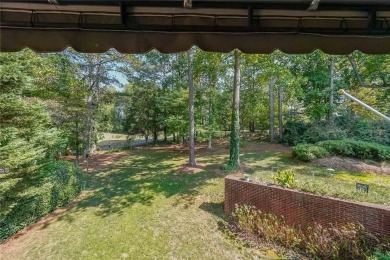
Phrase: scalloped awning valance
[{"left": 1, "top": 0, "right": 390, "bottom": 54}]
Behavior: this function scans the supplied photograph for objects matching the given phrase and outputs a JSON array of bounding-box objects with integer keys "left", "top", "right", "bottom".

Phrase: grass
[
  {"left": 1, "top": 141, "right": 389, "bottom": 259},
  {"left": 0, "top": 146, "right": 280, "bottom": 259},
  {"left": 242, "top": 151, "right": 390, "bottom": 206},
  {"left": 98, "top": 132, "right": 136, "bottom": 148}
]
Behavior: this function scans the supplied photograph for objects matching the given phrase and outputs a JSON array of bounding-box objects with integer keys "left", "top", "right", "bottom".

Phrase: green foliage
[
  {"left": 221, "top": 163, "right": 239, "bottom": 173},
  {"left": 293, "top": 140, "right": 390, "bottom": 162},
  {"left": 350, "top": 119, "right": 390, "bottom": 146},
  {"left": 0, "top": 94, "right": 65, "bottom": 174},
  {"left": 292, "top": 144, "right": 330, "bottom": 161},
  {"left": 231, "top": 204, "right": 389, "bottom": 260},
  {"left": 273, "top": 169, "right": 295, "bottom": 188},
  {"left": 0, "top": 161, "right": 84, "bottom": 241},
  {"left": 301, "top": 124, "right": 348, "bottom": 144},
  {"left": 318, "top": 140, "right": 390, "bottom": 161},
  {"left": 370, "top": 251, "right": 390, "bottom": 260},
  {"left": 282, "top": 121, "right": 309, "bottom": 146},
  {"left": 229, "top": 125, "right": 240, "bottom": 168},
  {"left": 283, "top": 116, "right": 390, "bottom": 148},
  {"left": 0, "top": 139, "right": 46, "bottom": 174}
]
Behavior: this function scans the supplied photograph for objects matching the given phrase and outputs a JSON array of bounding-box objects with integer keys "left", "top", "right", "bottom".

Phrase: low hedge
[
  {"left": 0, "top": 160, "right": 84, "bottom": 241},
  {"left": 292, "top": 144, "right": 330, "bottom": 161},
  {"left": 293, "top": 140, "right": 390, "bottom": 162}
]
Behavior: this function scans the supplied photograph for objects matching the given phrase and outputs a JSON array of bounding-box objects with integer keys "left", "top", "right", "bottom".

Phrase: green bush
[
  {"left": 282, "top": 121, "right": 309, "bottom": 146},
  {"left": 231, "top": 204, "right": 390, "bottom": 260},
  {"left": 282, "top": 118, "right": 390, "bottom": 147},
  {"left": 301, "top": 124, "right": 348, "bottom": 144},
  {"left": 293, "top": 140, "right": 390, "bottom": 162},
  {"left": 350, "top": 119, "right": 390, "bottom": 146},
  {"left": 0, "top": 160, "right": 84, "bottom": 241},
  {"left": 318, "top": 140, "right": 390, "bottom": 162},
  {"left": 292, "top": 144, "right": 330, "bottom": 161}
]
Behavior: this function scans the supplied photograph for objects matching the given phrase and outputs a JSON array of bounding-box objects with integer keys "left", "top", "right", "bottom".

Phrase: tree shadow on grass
[
  {"left": 198, "top": 202, "right": 227, "bottom": 220},
  {"left": 44, "top": 148, "right": 305, "bottom": 228},
  {"left": 51, "top": 149, "right": 223, "bottom": 223}
]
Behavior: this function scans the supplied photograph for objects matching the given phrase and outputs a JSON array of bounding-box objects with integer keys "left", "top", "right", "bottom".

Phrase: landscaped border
[{"left": 224, "top": 175, "right": 390, "bottom": 237}]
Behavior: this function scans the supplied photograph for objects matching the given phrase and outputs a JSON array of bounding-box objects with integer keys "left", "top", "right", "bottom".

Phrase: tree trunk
[
  {"left": 83, "top": 54, "right": 102, "bottom": 158},
  {"left": 173, "top": 132, "right": 176, "bottom": 142},
  {"left": 207, "top": 99, "right": 213, "bottom": 149},
  {"left": 329, "top": 55, "right": 335, "bottom": 123},
  {"left": 163, "top": 126, "right": 167, "bottom": 142},
  {"left": 229, "top": 50, "right": 241, "bottom": 168},
  {"left": 188, "top": 48, "right": 196, "bottom": 166},
  {"left": 278, "top": 84, "right": 283, "bottom": 139},
  {"left": 269, "top": 77, "right": 276, "bottom": 142},
  {"left": 75, "top": 120, "right": 80, "bottom": 161},
  {"left": 153, "top": 130, "right": 158, "bottom": 144},
  {"left": 249, "top": 121, "right": 255, "bottom": 133},
  {"left": 84, "top": 94, "right": 94, "bottom": 157}
]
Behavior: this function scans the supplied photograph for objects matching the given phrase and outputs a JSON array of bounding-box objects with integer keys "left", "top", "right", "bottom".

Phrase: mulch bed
[{"left": 313, "top": 157, "right": 390, "bottom": 175}]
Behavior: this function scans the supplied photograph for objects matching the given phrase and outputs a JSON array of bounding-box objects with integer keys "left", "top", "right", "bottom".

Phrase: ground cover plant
[{"left": 230, "top": 204, "right": 390, "bottom": 260}]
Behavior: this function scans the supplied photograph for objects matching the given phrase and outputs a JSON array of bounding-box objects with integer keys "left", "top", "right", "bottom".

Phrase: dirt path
[{"left": 64, "top": 150, "right": 132, "bottom": 172}]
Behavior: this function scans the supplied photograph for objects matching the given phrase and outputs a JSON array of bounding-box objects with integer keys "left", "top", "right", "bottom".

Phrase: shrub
[
  {"left": 282, "top": 121, "right": 309, "bottom": 146},
  {"left": 301, "top": 124, "right": 348, "bottom": 144},
  {"left": 350, "top": 119, "right": 390, "bottom": 146},
  {"left": 292, "top": 144, "right": 330, "bottom": 161},
  {"left": 318, "top": 140, "right": 390, "bottom": 162},
  {"left": 0, "top": 160, "right": 84, "bottom": 241},
  {"left": 293, "top": 140, "right": 390, "bottom": 162},
  {"left": 282, "top": 118, "right": 390, "bottom": 147},
  {"left": 273, "top": 169, "right": 295, "bottom": 188},
  {"left": 231, "top": 204, "right": 389, "bottom": 260}
]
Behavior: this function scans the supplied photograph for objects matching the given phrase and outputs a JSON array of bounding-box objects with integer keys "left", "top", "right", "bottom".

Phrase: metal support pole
[{"left": 338, "top": 89, "right": 390, "bottom": 122}]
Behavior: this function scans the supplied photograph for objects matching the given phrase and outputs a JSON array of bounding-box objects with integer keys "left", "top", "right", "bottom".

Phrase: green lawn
[
  {"left": 97, "top": 133, "right": 134, "bottom": 147},
  {"left": 0, "top": 146, "right": 275, "bottom": 259},
  {"left": 1, "top": 142, "right": 389, "bottom": 259}
]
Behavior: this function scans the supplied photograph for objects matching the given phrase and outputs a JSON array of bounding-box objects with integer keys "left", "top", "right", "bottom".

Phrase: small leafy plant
[{"left": 273, "top": 169, "right": 295, "bottom": 188}]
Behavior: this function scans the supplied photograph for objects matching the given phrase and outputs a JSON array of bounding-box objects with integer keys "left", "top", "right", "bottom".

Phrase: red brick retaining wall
[{"left": 225, "top": 175, "right": 390, "bottom": 236}]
